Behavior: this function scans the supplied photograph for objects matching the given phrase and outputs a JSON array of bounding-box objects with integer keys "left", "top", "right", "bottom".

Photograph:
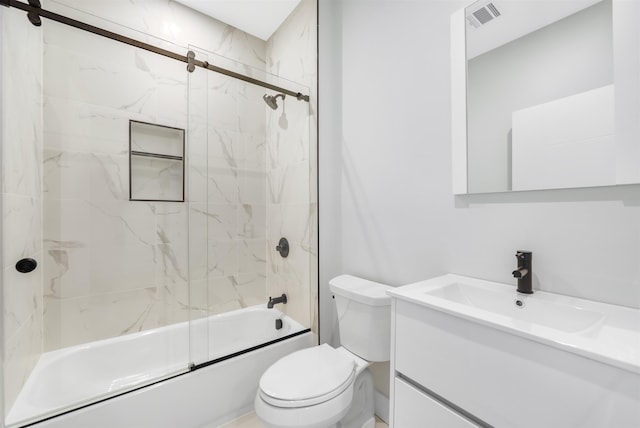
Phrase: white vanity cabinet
[
  {"left": 388, "top": 276, "right": 640, "bottom": 428},
  {"left": 389, "top": 299, "right": 484, "bottom": 428}
]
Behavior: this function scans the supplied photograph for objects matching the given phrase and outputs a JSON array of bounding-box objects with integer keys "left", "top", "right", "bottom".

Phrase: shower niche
[{"left": 129, "top": 120, "right": 185, "bottom": 202}]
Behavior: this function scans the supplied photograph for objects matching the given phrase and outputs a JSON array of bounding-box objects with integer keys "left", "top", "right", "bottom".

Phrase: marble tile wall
[
  {"left": 188, "top": 49, "right": 269, "bottom": 329},
  {"left": 41, "top": 21, "right": 191, "bottom": 350},
  {"left": 40, "top": 6, "right": 270, "bottom": 351},
  {"left": 1, "top": 7, "right": 44, "bottom": 415},
  {"left": 265, "top": 0, "right": 319, "bottom": 337}
]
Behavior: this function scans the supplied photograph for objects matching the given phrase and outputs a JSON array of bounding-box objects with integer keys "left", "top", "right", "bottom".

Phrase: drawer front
[
  {"left": 394, "top": 378, "right": 478, "bottom": 428},
  {"left": 394, "top": 299, "right": 640, "bottom": 428}
]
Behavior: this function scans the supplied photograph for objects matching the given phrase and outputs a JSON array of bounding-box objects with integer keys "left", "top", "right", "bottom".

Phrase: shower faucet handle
[{"left": 275, "top": 237, "right": 289, "bottom": 258}]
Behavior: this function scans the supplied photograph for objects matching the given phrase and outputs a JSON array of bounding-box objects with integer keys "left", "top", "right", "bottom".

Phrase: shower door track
[{"left": 1, "top": 0, "right": 311, "bottom": 101}]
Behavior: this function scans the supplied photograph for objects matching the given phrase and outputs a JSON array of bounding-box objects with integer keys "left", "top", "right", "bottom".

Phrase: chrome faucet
[
  {"left": 512, "top": 251, "right": 533, "bottom": 294},
  {"left": 267, "top": 293, "right": 287, "bottom": 309}
]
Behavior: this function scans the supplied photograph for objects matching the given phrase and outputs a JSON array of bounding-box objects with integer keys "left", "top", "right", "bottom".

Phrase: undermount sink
[{"left": 388, "top": 274, "right": 640, "bottom": 374}]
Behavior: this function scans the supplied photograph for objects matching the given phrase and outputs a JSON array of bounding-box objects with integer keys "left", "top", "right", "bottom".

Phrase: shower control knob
[
  {"left": 16, "top": 258, "right": 38, "bottom": 273},
  {"left": 275, "top": 238, "right": 289, "bottom": 258}
]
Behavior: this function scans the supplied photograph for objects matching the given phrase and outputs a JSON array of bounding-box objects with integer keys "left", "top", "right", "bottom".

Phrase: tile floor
[{"left": 219, "top": 412, "right": 389, "bottom": 428}]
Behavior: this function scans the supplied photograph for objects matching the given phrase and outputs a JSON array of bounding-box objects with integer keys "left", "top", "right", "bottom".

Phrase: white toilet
[{"left": 254, "top": 275, "right": 392, "bottom": 428}]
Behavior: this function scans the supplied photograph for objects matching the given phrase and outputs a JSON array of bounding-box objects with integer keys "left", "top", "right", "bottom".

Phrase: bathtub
[{"left": 6, "top": 305, "right": 312, "bottom": 428}]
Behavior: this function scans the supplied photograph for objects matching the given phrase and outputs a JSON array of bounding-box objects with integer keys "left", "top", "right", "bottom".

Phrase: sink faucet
[
  {"left": 267, "top": 293, "right": 288, "bottom": 309},
  {"left": 512, "top": 251, "right": 533, "bottom": 294}
]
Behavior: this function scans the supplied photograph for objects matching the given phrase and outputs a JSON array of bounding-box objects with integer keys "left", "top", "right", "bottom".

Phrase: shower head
[{"left": 263, "top": 93, "right": 286, "bottom": 110}]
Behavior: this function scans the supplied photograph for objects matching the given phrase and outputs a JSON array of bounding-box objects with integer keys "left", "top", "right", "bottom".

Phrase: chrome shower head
[{"left": 263, "top": 93, "right": 286, "bottom": 110}]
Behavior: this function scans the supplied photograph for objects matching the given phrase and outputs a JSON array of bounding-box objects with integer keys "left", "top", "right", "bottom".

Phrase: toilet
[{"left": 254, "top": 275, "right": 392, "bottom": 428}]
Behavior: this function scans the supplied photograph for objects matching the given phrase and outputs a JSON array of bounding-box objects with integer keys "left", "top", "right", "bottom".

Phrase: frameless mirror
[{"left": 451, "top": 0, "right": 640, "bottom": 194}]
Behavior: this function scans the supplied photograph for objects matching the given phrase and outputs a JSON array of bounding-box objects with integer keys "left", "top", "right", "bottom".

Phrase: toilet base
[
  {"left": 256, "top": 368, "right": 375, "bottom": 428},
  {"left": 336, "top": 368, "right": 374, "bottom": 428}
]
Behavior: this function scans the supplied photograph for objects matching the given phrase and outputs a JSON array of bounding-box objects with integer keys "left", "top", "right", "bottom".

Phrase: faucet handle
[
  {"left": 275, "top": 237, "right": 289, "bottom": 258},
  {"left": 513, "top": 250, "right": 533, "bottom": 294},
  {"left": 512, "top": 268, "right": 528, "bottom": 278}
]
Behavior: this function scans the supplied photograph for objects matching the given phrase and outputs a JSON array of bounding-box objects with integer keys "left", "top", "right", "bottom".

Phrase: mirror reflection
[{"left": 465, "top": 0, "right": 614, "bottom": 193}]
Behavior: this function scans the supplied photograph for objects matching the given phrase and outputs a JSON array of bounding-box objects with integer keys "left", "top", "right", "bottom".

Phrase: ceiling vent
[{"left": 467, "top": 2, "right": 502, "bottom": 28}]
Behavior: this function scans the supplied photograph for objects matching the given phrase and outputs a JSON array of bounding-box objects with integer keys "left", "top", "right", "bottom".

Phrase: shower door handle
[{"left": 16, "top": 258, "right": 38, "bottom": 273}]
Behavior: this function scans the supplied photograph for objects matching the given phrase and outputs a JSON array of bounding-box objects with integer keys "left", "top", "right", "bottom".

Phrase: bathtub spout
[{"left": 268, "top": 294, "right": 287, "bottom": 309}]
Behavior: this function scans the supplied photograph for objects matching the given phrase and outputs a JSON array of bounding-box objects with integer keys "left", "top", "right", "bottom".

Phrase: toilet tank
[{"left": 329, "top": 275, "right": 392, "bottom": 362}]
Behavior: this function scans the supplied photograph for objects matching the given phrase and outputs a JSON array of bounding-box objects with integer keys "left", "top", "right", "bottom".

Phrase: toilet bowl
[
  {"left": 255, "top": 275, "right": 392, "bottom": 428},
  {"left": 254, "top": 344, "right": 372, "bottom": 428}
]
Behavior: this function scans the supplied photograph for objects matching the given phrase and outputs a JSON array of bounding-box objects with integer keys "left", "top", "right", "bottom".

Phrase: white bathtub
[{"left": 6, "top": 305, "right": 312, "bottom": 428}]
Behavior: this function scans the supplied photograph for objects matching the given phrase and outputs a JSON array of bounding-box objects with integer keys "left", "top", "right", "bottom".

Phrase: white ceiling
[
  {"left": 174, "top": 0, "right": 302, "bottom": 41},
  {"left": 466, "top": 0, "right": 603, "bottom": 58}
]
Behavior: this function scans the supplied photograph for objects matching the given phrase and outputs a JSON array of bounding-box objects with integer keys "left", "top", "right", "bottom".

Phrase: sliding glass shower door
[
  {"left": 3, "top": 7, "right": 193, "bottom": 427},
  {"left": 187, "top": 46, "right": 313, "bottom": 366}
]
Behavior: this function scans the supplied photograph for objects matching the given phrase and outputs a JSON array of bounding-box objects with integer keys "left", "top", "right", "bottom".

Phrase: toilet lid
[{"left": 259, "top": 344, "right": 356, "bottom": 408}]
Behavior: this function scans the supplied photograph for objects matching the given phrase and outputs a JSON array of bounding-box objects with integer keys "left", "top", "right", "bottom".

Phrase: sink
[
  {"left": 388, "top": 274, "right": 640, "bottom": 374},
  {"left": 424, "top": 281, "right": 604, "bottom": 333}
]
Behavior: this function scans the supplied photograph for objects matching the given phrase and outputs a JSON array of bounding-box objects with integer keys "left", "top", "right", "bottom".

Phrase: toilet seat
[{"left": 258, "top": 344, "right": 356, "bottom": 408}]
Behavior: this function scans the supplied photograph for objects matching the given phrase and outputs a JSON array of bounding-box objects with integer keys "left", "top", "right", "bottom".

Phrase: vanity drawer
[{"left": 394, "top": 377, "right": 478, "bottom": 428}]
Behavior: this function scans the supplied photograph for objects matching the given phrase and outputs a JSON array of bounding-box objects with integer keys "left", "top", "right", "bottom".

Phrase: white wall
[
  {"left": 0, "top": 8, "right": 5, "bottom": 423},
  {"left": 318, "top": 0, "right": 640, "bottom": 348},
  {"left": 318, "top": 0, "right": 343, "bottom": 348}
]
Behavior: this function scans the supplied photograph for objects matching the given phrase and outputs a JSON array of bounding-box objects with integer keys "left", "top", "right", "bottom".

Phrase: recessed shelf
[
  {"left": 130, "top": 150, "right": 184, "bottom": 161},
  {"left": 129, "top": 120, "right": 185, "bottom": 202}
]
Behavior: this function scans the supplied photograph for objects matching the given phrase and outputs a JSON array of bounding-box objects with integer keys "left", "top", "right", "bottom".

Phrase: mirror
[{"left": 451, "top": 0, "right": 640, "bottom": 194}]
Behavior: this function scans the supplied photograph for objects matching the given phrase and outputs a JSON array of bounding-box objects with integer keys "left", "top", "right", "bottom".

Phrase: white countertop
[{"left": 388, "top": 274, "right": 640, "bottom": 374}]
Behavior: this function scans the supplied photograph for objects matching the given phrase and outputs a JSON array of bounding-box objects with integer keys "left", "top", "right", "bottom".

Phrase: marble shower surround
[
  {"left": 42, "top": 21, "right": 190, "bottom": 350},
  {"left": 3, "top": 1, "right": 317, "bottom": 415},
  {"left": 41, "top": 16, "right": 272, "bottom": 350},
  {"left": 187, "top": 48, "right": 271, "bottom": 324},
  {"left": 39, "top": 0, "right": 318, "bottom": 351},
  {"left": 266, "top": 0, "right": 319, "bottom": 336}
]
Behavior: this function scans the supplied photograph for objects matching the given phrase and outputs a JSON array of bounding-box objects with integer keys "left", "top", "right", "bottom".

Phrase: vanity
[{"left": 387, "top": 275, "right": 640, "bottom": 427}]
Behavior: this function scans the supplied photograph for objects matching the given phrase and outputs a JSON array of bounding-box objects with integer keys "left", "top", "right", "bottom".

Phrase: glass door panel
[
  {"left": 3, "top": 4, "right": 192, "bottom": 425},
  {"left": 187, "top": 45, "right": 312, "bottom": 366}
]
